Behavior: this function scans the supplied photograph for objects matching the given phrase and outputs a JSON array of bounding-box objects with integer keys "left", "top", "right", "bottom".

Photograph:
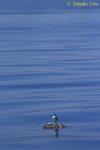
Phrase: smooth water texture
[{"left": 0, "top": 11, "right": 100, "bottom": 150}]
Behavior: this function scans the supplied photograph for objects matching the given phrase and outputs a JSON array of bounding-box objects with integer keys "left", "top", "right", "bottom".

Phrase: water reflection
[{"left": 54, "top": 129, "right": 59, "bottom": 138}]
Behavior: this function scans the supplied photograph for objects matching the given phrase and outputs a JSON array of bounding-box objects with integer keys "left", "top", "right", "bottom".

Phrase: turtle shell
[{"left": 43, "top": 123, "right": 65, "bottom": 129}]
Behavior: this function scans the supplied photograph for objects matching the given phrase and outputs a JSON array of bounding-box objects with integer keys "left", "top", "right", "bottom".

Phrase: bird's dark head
[{"left": 52, "top": 113, "right": 56, "bottom": 116}]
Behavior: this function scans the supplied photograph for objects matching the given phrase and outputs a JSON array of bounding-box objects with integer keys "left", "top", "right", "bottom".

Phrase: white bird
[{"left": 51, "top": 114, "right": 59, "bottom": 125}]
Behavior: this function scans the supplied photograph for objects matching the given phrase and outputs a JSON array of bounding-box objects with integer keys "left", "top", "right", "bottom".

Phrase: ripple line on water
[{"left": 0, "top": 80, "right": 100, "bottom": 91}]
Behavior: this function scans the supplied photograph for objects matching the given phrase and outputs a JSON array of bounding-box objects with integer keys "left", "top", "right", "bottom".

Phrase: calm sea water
[{"left": 0, "top": 10, "right": 100, "bottom": 150}]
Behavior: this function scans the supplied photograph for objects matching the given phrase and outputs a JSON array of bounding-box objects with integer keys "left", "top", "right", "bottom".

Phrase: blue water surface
[{"left": 0, "top": 10, "right": 100, "bottom": 150}]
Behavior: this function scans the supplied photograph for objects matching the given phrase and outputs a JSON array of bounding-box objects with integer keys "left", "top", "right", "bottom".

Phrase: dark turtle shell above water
[{"left": 43, "top": 123, "right": 65, "bottom": 129}]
